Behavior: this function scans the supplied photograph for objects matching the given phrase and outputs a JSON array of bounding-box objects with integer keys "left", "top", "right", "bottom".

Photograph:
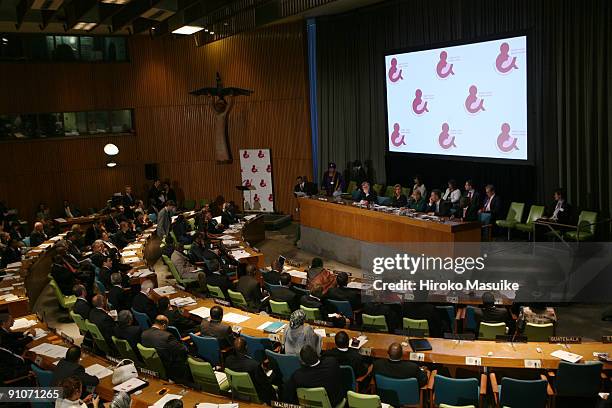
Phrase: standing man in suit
[
  {"left": 322, "top": 331, "right": 368, "bottom": 378},
  {"left": 73, "top": 285, "right": 91, "bottom": 320},
  {"left": 88, "top": 295, "right": 116, "bottom": 351},
  {"left": 225, "top": 337, "right": 277, "bottom": 404},
  {"left": 426, "top": 189, "right": 451, "bottom": 216},
  {"left": 373, "top": 343, "right": 427, "bottom": 386},
  {"left": 0, "top": 313, "right": 33, "bottom": 354},
  {"left": 156, "top": 200, "right": 176, "bottom": 239},
  {"left": 549, "top": 188, "right": 572, "bottom": 224},
  {"left": 236, "top": 264, "right": 263, "bottom": 310},
  {"left": 270, "top": 273, "right": 300, "bottom": 311},
  {"left": 51, "top": 346, "right": 99, "bottom": 389},
  {"left": 122, "top": 185, "right": 136, "bottom": 220},
  {"left": 200, "top": 306, "right": 234, "bottom": 348},
  {"left": 464, "top": 179, "right": 481, "bottom": 208},
  {"left": 479, "top": 184, "right": 502, "bottom": 225},
  {"left": 132, "top": 279, "right": 158, "bottom": 322},
  {"left": 108, "top": 273, "right": 131, "bottom": 311},
  {"left": 141, "top": 315, "right": 191, "bottom": 384}
]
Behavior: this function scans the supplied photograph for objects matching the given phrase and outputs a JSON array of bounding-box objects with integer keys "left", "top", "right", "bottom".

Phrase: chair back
[
  {"left": 506, "top": 202, "right": 525, "bottom": 223},
  {"left": 23, "top": 236, "right": 31, "bottom": 247},
  {"left": 169, "top": 231, "right": 179, "bottom": 246},
  {"left": 403, "top": 317, "right": 430, "bottom": 336},
  {"left": 577, "top": 211, "right": 598, "bottom": 234},
  {"left": 385, "top": 185, "right": 395, "bottom": 198},
  {"left": 225, "top": 368, "right": 261, "bottom": 403},
  {"left": 131, "top": 308, "right": 151, "bottom": 329},
  {"left": 190, "top": 333, "right": 222, "bottom": 366},
  {"left": 297, "top": 387, "right": 333, "bottom": 408},
  {"left": 464, "top": 306, "right": 477, "bottom": 331},
  {"left": 69, "top": 311, "right": 88, "bottom": 334},
  {"left": 434, "top": 375, "right": 479, "bottom": 407},
  {"left": 362, "top": 314, "right": 388, "bottom": 332},
  {"left": 136, "top": 343, "right": 167, "bottom": 379},
  {"left": 264, "top": 281, "right": 282, "bottom": 292},
  {"left": 524, "top": 322, "right": 554, "bottom": 342},
  {"left": 526, "top": 205, "right": 545, "bottom": 224},
  {"left": 347, "top": 391, "right": 380, "bottom": 408},
  {"left": 500, "top": 377, "right": 548, "bottom": 408},
  {"left": 436, "top": 305, "right": 456, "bottom": 333},
  {"left": 111, "top": 336, "right": 140, "bottom": 362},
  {"left": 31, "top": 363, "right": 53, "bottom": 387},
  {"left": 375, "top": 374, "right": 420, "bottom": 406},
  {"left": 49, "top": 278, "right": 76, "bottom": 309},
  {"left": 372, "top": 184, "right": 383, "bottom": 195},
  {"left": 300, "top": 305, "right": 322, "bottom": 321},
  {"left": 340, "top": 365, "right": 356, "bottom": 391},
  {"left": 207, "top": 284, "right": 226, "bottom": 299},
  {"left": 241, "top": 334, "right": 273, "bottom": 363},
  {"left": 556, "top": 361, "right": 603, "bottom": 398},
  {"left": 478, "top": 322, "right": 506, "bottom": 340},
  {"left": 187, "top": 357, "right": 223, "bottom": 394},
  {"left": 265, "top": 349, "right": 300, "bottom": 382},
  {"left": 85, "top": 320, "right": 112, "bottom": 355},
  {"left": 292, "top": 286, "right": 310, "bottom": 297},
  {"left": 228, "top": 289, "right": 248, "bottom": 309},
  {"left": 95, "top": 279, "right": 107, "bottom": 294},
  {"left": 167, "top": 325, "right": 181, "bottom": 341},
  {"left": 184, "top": 200, "right": 196, "bottom": 210},
  {"left": 401, "top": 187, "right": 411, "bottom": 197},
  {"left": 346, "top": 180, "right": 357, "bottom": 193},
  {"left": 162, "top": 254, "right": 184, "bottom": 285},
  {"left": 269, "top": 300, "right": 292, "bottom": 317},
  {"left": 199, "top": 199, "right": 209, "bottom": 208},
  {"left": 327, "top": 299, "right": 353, "bottom": 319}
]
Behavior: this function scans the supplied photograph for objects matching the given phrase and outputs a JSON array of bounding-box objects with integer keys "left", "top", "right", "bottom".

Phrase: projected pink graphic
[
  {"left": 243, "top": 179, "right": 253, "bottom": 187},
  {"left": 465, "top": 85, "right": 485, "bottom": 113},
  {"left": 242, "top": 151, "right": 250, "bottom": 159},
  {"left": 260, "top": 179, "right": 267, "bottom": 188},
  {"left": 388, "top": 58, "right": 403, "bottom": 82},
  {"left": 251, "top": 165, "right": 258, "bottom": 173},
  {"left": 258, "top": 150, "right": 265, "bottom": 158},
  {"left": 253, "top": 194, "right": 260, "bottom": 202},
  {"left": 495, "top": 42, "right": 518, "bottom": 73},
  {"left": 266, "top": 164, "right": 272, "bottom": 173},
  {"left": 390, "top": 123, "right": 407, "bottom": 147},
  {"left": 438, "top": 123, "right": 457, "bottom": 149},
  {"left": 436, "top": 51, "right": 455, "bottom": 78},
  {"left": 412, "top": 89, "right": 429, "bottom": 114},
  {"left": 268, "top": 194, "right": 273, "bottom": 202},
  {"left": 497, "top": 123, "right": 519, "bottom": 152}
]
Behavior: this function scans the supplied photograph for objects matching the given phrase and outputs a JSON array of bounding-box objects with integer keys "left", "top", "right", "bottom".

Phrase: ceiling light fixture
[
  {"left": 106, "top": 160, "right": 117, "bottom": 168},
  {"left": 172, "top": 25, "right": 205, "bottom": 35},
  {"left": 74, "top": 22, "right": 97, "bottom": 31},
  {"left": 103, "top": 143, "right": 119, "bottom": 156}
]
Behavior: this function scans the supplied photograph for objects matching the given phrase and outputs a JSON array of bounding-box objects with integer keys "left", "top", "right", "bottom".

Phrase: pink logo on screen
[
  {"left": 260, "top": 180, "right": 267, "bottom": 188},
  {"left": 240, "top": 168, "right": 243, "bottom": 173},
  {"left": 388, "top": 58, "right": 404, "bottom": 82},
  {"left": 438, "top": 123, "right": 457, "bottom": 149},
  {"left": 495, "top": 42, "right": 519, "bottom": 74},
  {"left": 412, "top": 89, "right": 429, "bottom": 115},
  {"left": 497, "top": 123, "right": 519, "bottom": 152},
  {"left": 268, "top": 194, "right": 274, "bottom": 202},
  {"left": 251, "top": 165, "right": 258, "bottom": 173},
  {"left": 243, "top": 179, "right": 252, "bottom": 187},
  {"left": 243, "top": 151, "right": 250, "bottom": 159},
  {"left": 390, "top": 123, "right": 407, "bottom": 147},
  {"left": 436, "top": 51, "right": 455, "bottom": 78},
  {"left": 253, "top": 194, "right": 260, "bottom": 202},
  {"left": 258, "top": 150, "right": 265, "bottom": 158},
  {"left": 266, "top": 164, "right": 272, "bottom": 173},
  {"left": 465, "top": 85, "right": 485, "bottom": 113}
]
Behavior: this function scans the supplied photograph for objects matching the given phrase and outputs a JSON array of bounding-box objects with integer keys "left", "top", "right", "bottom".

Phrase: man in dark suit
[
  {"left": 141, "top": 315, "right": 191, "bottom": 384},
  {"left": 0, "top": 238, "right": 21, "bottom": 268},
  {"left": 236, "top": 264, "right": 263, "bottom": 310},
  {"left": 270, "top": 273, "right": 300, "bottom": 311},
  {"left": 29, "top": 222, "right": 48, "bottom": 247},
  {"left": 85, "top": 221, "right": 105, "bottom": 246},
  {"left": 0, "top": 313, "right": 33, "bottom": 354},
  {"left": 0, "top": 336, "right": 32, "bottom": 386},
  {"left": 221, "top": 202, "right": 238, "bottom": 226},
  {"left": 284, "top": 345, "right": 346, "bottom": 406},
  {"left": 225, "top": 337, "right": 276, "bottom": 404},
  {"left": 548, "top": 188, "right": 572, "bottom": 224},
  {"left": 356, "top": 181, "right": 378, "bottom": 204},
  {"left": 326, "top": 272, "right": 361, "bottom": 310},
  {"left": 157, "top": 297, "right": 198, "bottom": 336},
  {"left": 65, "top": 231, "right": 83, "bottom": 260},
  {"left": 51, "top": 255, "right": 76, "bottom": 296},
  {"left": 322, "top": 331, "right": 368, "bottom": 378},
  {"left": 122, "top": 185, "right": 136, "bottom": 220},
  {"left": 426, "top": 189, "right": 451, "bottom": 216},
  {"left": 98, "top": 256, "right": 114, "bottom": 290},
  {"left": 294, "top": 176, "right": 317, "bottom": 197},
  {"left": 72, "top": 285, "right": 91, "bottom": 320},
  {"left": 132, "top": 279, "right": 158, "bottom": 322},
  {"left": 88, "top": 294, "right": 116, "bottom": 351},
  {"left": 111, "top": 221, "right": 135, "bottom": 250},
  {"left": 206, "top": 270, "right": 233, "bottom": 297},
  {"left": 108, "top": 273, "right": 131, "bottom": 311},
  {"left": 475, "top": 292, "right": 514, "bottom": 332},
  {"left": 464, "top": 179, "right": 481, "bottom": 208},
  {"left": 263, "top": 260, "right": 282, "bottom": 285},
  {"left": 300, "top": 284, "right": 345, "bottom": 327},
  {"left": 200, "top": 306, "right": 234, "bottom": 349},
  {"left": 114, "top": 310, "right": 142, "bottom": 358},
  {"left": 456, "top": 196, "right": 479, "bottom": 222},
  {"left": 373, "top": 343, "right": 427, "bottom": 386},
  {"left": 479, "top": 184, "right": 502, "bottom": 224},
  {"left": 51, "top": 346, "right": 99, "bottom": 389}
]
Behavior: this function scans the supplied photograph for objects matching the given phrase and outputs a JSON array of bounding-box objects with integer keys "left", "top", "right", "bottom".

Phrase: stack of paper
[
  {"left": 170, "top": 297, "right": 196, "bottom": 307},
  {"left": 6, "top": 262, "right": 21, "bottom": 269},
  {"left": 131, "top": 270, "right": 155, "bottom": 278},
  {"left": 121, "top": 250, "right": 137, "bottom": 257},
  {"left": 314, "top": 328, "right": 326, "bottom": 337},
  {"left": 85, "top": 363, "right": 113, "bottom": 379},
  {"left": 153, "top": 286, "right": 177, "bottom": 296},
  {"left": 32, "top": 328, "right": 48, "bottom": 340},
  {"left": 347, "top": 282, "right": 364, "bottom": 290},
  {"left": 150, "top": 394, "right": 182, "bottom": 408},
  {"left": 123, "top": 257, "right": 141, "bottom": 264},
  {"left": 30, "top": 343, "right": 69, "bottom": 358},
  {"left": 124, "top": 243, "right": 142, "bottom": 251},
  {"left": 219, "top": 235, "right": 235, "bottom": 240},
  {"left": 10, "top": 317, "right": 37, "bottom": 330},
  {"left": 551, "top": 350, "right": 583, "bottom": 363},
  {"left": 38, "top": 243, "right": 53, "bottom": 249},
  {"left": 1, "top": 294, "right": 19, "bottom": 302},
  {"left": 222, "top": 312, "right": 250, "bottom": 324},
  {"left": 222, "top": 240, "right": 240, "bottom": 246},
  {"left": 189, "top": 306, "right": 211, "bottom": 319},
  {"left": 113, "top": 377, "right": 147, "bottom": 393},
  {"left": 230, "top": 250, "right": 251, "bottom": 260},
  {"left": 288, "top": 270, "right": 308, "bottom": 279}
]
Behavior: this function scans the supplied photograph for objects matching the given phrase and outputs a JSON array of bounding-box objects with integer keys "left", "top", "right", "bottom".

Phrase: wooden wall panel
[{"left": 0, "top": 21, "right": 312, "bottom": 222}]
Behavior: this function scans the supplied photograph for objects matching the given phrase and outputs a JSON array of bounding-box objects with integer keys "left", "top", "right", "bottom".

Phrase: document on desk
[
  {"left": 170, "top": 297, "right": 196, "bottom": 307},
  {"left": 213, "top": 216, "right": 222, "bottom": 224},
  {"left": 244, "top": 214, "right": 257, "bottom": 221},
  {"left": 349, "top": 336, "right": 368, "bottom": 349},
  {"left": 10, "top": 317, "right": 37, "bottom": 330},
  {"left": 113, "top": 377, "right": 147, "bottom": 393},
  {"left": 551, "top": 350, "right": 583, "bottom": 363},
  {"left": 124, "top": 244, "right": 142, "bottom": 251},
  {"left": 222, "top": 312, "right": 250, "bottom": 324},
  {"left": 189, "top": 306, "right": 211, "bottom": 319},
  {"left": 149, "top": 394, "right": 182, "bottom": 408},
  {"left": 153, "top": 286, "right": 177, "bottom": 296},
  {"left": 230, "top": 250, "right": 251, "bottom": 260},
  {"left": 30, "top": 343, "right": 69, "bottom": 358},
  {"left": 122, "top": 257, "right": 141, "bottom": 264},
  {"left": 85, "top": 363, "right": 113, "bottom": 379},
  {"left": 121, "top": 250, "right": 137, "bottom": 257},
  {"left": 314, "top": 328, "right": 326, "bottom": 338},
  {"left": 347, "top": 282, "right": 364, "bottom": 290},
  {"left": 6, "top": 262, "right": 22, "bottom": 269},
  {"left": 288, "top": 270, "right": 308, "bottom": 279},
  {"left": 32, "top": 328, "right": 48, "bottom": 341},
  {"left": 1, "top": 294, "right": 20, "bottom": 302}
]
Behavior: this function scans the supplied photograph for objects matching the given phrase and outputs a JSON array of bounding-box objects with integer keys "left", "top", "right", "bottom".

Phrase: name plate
[
  {"left": 495, "top": 335, "right": 528, "bottom": 343},
  {"left": 602, "top": 336, "right": 612, "bottom": 344},
  {"left": 359, "top": 347, "right": 372, "bottom": 356},
  {"left": 139, "top": 367, "right": 159, "bottom": 378},
  {"left": 465, "top": 356, "right": 481, "bottom": 366},
  {"left": 272, "top": 402, "right": 301, "bottom": 408},
  {"left": 409, "top": 352, "right": 425, "bottom": 362},
  {"left": 446, "top": 296, "right": 459, "bottom": 304},
  {"left": 312, "top": 320, "right": 333, "bottom": 327},
  {"left": 214, "top": 298, "right": 231, "bottom": 307},
  {"left": 524, "top": 359, "right": 542, "bottom": 368},
  {"left": 268, "top": 333, "right": 282, "bottom": 342},
  {"left": 549, "top": 336, "right": 581, "bottom": 344}
]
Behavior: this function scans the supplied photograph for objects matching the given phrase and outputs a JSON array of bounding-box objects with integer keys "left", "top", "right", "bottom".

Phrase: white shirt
[
  {"left": 443, "top": 188, "right": 461, "bottom": 204},
  {"left": 55, "top": 399, "right": 87, "bottom": 408},
  {"left": 485, "top": 194, "right": 495, "bottom": 211}
]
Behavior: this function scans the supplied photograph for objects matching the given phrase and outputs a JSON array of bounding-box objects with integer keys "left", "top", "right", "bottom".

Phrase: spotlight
[
  {"left": 103, "top": 143, "right": 119, "bottom": 156},
  {"left": 106, "top": 160, "right": 117, "bottom": 168}
]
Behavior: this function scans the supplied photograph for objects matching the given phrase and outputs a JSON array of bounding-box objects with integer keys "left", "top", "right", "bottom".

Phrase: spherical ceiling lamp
[
  {"left": 104, "top": 143, "right": 119, "bottom": 156},
  {"left": 106, "top": 160, "right": 118, "bottom": 168}
]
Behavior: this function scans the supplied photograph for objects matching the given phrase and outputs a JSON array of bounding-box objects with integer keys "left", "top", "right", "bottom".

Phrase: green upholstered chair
[
  {"left": 183, "top": 199, "right": 196, "bottom": 210},
  {"left": 564, "top": 211, "right": 598, "bottom": 241},
  {"left": 300, "top": 305, "right": 322, "bottom": 321},
  {"left": 269, "top": 300, "right": 292, "bottom": 318},
  {"left": 385, "top": 185, "right": 395, "bottom": 198},
  {"left": 228, "top": 289, "right": 248, "bottom": 309},
  {"left": 346, "top": 180, "right": 357, "bottom": 193},
  {"left": 496, "top": 202, "right": 525, "bottom": 240},
  {"left": 362, "top": 314, "right": 388, "bottom": 333},
  {"left": 69, "top": 311, "right": 88, "bottom": 335},
  {"left": 207, "top": 284, "right": 226, "bottom": 299},
  {"left": 515, "top": 205, "right": 545, "bottom": 239},
  {"left": 478, "top": 322, "right": 507, "bottom": 340},
  {"left": 372, "top": 184, "right": 383, "bottom": 196},
  {"left": 188, "top": 357, "right": 229, "bottom": 394},
  {"left": 112, "top": 336, "right": 140, "bottom": 362},
  {"left": 402, "top": 317, "right": 430, "bottom": 336},
  {"left": 49, "top": 277, "right": 76, "bottom": 310},
  {"left": 85, "top": 320, "right": 113, "bottom": 356},
  {"left": 137, "top": 343, "right": 167, "bottom": 379},
  {"left": 297, "top": 387, "right": 346, "bottom": 408},
  {"left": 524, "top": 323, "right": 554, "bottom": 342},
  {"left": 225, "top": 368, "right": 261, "bottom": 403},
  {"left": 347, "top": 391, "right": 381, "bottom": 408}
]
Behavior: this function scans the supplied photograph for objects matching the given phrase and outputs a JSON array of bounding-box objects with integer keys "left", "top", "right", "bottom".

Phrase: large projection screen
[{"left": 385, "top": 35, "right": 527, "bottom": 161}]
